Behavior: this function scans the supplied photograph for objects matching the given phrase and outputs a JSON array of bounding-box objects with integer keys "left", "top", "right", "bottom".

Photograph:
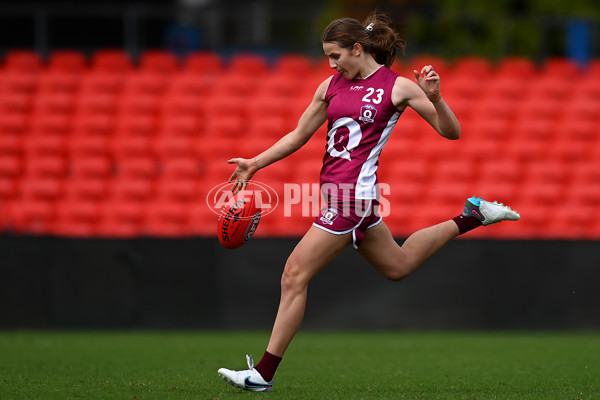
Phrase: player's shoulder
[{"left": 315, "top": 75, "right": 335, "bottom": 100}]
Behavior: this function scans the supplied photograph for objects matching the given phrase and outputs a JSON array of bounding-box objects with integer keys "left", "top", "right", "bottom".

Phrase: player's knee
[
  {"left": 280, "top": 257, "right": 307, "bottom": 294},
  {"left": 384, "top": 268, "right": 410, "bottom": 282},
  {"left": 381, "top": 260, "right": 412, "bottom": 282}
]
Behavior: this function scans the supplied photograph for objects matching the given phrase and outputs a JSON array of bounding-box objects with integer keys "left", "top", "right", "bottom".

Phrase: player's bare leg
[
  {"left": 218, "top": 225, "right": 351, "bottom": 391},
  {"left": 359, "top": 196, "right": 520, "bottom": 280},
  {"left": 266, "top": 225, "right": 351, "bottom": 356},
  {"left": 358, "top": 220, "right": 459, "bottom": 281}
]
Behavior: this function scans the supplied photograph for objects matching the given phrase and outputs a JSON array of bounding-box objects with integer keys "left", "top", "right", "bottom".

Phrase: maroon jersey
[{"left": 322, "top": 66, "right": 402, "bottom": 201}]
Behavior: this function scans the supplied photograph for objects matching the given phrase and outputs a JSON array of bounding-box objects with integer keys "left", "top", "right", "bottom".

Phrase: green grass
[{"left": 0, "top": 331, "right": 598, "bottom": 400}]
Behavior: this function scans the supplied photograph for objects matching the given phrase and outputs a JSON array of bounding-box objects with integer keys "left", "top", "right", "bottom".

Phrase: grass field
[{"left": 1, "top": 331, "right": 598, "bottom": 400}]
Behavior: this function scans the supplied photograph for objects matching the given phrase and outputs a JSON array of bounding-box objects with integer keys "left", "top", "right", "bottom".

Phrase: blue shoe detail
[{"left": 467, "top": 196, "right": 482, "bottom": 206}]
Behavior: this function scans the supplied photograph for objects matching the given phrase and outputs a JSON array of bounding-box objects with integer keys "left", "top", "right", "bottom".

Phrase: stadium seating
[{"left": 0, "top": 50, "right": 598, "bottom": 239}]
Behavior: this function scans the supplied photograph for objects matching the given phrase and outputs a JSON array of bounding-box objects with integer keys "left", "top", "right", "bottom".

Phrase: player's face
[{"left": 323, "top": 42, "right": 360, "bottom": 80}]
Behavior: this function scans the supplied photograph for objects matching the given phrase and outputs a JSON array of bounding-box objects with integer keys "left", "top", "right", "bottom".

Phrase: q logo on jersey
[{"left": 359, "top": 104, "right": 377, "bottom": 123}]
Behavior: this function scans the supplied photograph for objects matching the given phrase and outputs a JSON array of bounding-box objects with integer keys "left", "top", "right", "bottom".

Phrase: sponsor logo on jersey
[
  {"left": 359, "top": 104, "right": 377, "bottom": 123},
  {"left": 350, "top": 85, "right": 364, "bottom": 91}
]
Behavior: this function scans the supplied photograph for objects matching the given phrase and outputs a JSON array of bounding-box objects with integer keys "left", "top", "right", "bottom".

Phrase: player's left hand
[{"left": 413, "top": 65, "right": 441, "bottom": 101}]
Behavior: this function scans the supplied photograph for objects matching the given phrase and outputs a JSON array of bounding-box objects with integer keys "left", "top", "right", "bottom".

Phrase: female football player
[{"left": 218, "top": 11, "right": 519, "bottom": 392}]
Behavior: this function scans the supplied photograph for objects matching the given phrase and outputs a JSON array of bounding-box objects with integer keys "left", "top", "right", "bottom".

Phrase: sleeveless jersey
[
  {"left": 320, "top": 66, "right": 401, "bottom": 200},
  {"left": 321, "top": 66, "right": 402, "bottom": 200}
]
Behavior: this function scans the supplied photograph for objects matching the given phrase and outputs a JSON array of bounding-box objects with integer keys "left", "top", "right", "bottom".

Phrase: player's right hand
[{"left": 227, "top": 158, "right": 257, "bottom": 194}]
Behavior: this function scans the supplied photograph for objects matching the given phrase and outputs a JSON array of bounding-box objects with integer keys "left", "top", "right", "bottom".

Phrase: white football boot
[
  {"left": 463, "top": 196, "right": 520, "bottom": 225},
  {"left": 218, "top": 355, "right": 273, "bottom": 392}
]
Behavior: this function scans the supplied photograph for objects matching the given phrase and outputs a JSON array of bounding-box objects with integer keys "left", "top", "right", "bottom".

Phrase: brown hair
[{"left": 321, "top": 11, "right": 406, "bottom": 68}]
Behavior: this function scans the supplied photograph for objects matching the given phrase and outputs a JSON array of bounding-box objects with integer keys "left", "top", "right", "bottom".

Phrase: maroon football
[{"left": 217, "top": 190, "right": 261, "bottom": 249}]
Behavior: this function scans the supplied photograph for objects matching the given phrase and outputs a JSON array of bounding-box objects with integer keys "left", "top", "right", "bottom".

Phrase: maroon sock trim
[
  {"left": 254, "top": 351, "right": 282, "bottom": 382},
  {"left": 452, "top": 214, "right": 482, "bottom": 234}
]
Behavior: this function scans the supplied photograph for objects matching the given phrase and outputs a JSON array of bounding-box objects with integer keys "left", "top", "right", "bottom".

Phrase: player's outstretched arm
[{"left": 228, "top": 77, "right": 331, "bottom": 193}]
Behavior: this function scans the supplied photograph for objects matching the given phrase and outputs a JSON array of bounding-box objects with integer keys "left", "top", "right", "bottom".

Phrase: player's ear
[{"left": 352, "top": 43, "right": 362, "bottom": 56}]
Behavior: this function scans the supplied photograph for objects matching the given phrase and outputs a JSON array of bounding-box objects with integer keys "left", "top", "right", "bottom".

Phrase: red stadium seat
[
  {"left": 566, "top": 184, "right": 600, "bottom": 207},
  {"left": 471, "top": 97, "right": 516, "bottom": 120},
  {"left": 542, "top": 57, "right": 581, "bottom": 77},
  {"left": 442, "top": 76, "right": 483, "bottom": 101},
  {"left": 0, "top": 176, "right": 16, "bottom": 202},
  {"left": 153, "top": 136, "right": 198, "bottom": 160},
  {"left": 258, "top": 74, "right": 301, "bottom": 98},
  {"left": 78, "top": 72, "right": 124, "bottom": 95},
  {"left": 160, "top": 94, "right": 204, "bottom": 119},
  {"left": 0, "top": 113, "right": 28, "bottom": 136},
  {"left": 520, "top": 181, "right": 563, "bottom": 208},
  {"left": 529, "top": 76, "right": 572, "bottom": 99},
  {"left": 113, "top": 114, "right": 156, "bottom": 137},
  {"left": 8, "top": 198, "right": 56, "bottom": 234},
  {"left": 47, "top": 50, "right": 88, "bottom": 73},
  {"left": 91, "top": 49, "right": 134, "bottom": 73},
  {"left": 53, "top": 199, "right": 100, "bottom": 237},
  {"left": 156, "top": 114, "right": 199, "bottom": 137},
  {"left": 495, "top": 57, "right": 537, "bottom": 79},
  {"left": 110, "top": 135, "right": 153, "bottom": 158},
  {"left": 143, "top": 199, "right": 191, "bottom": 237},
  {"left": 165, "top": 73, "right": 215, "bottom": 97},
  {"left": 70, "top": 155, "right": 113, "bottom": 178},
  {"left": 113, "top": 156, "right": 158, "bottom": 179},
  {"left": 560, "top": 99, "right": 600, "bottom": 125},
  {"left": 122, "top": 72, "right": 169, "bottom": 96},
  {"left": 515, "top": 97, "right": 562, "bottom": 123},
  {"left": 0, "top": 92, "right": 32, "bottom": 115},
  {"left": 71, "top": 114, "right": 114, "bottom": 137},
  {"left": 20, "top": 177, "right": 63, "bottom": 201},
  {"left": 182, "top": 51, "right": 224, "bottom": 76},
  {"left": 33, "top": 93, "right": 75, "bottom": 115},
  {"left": 485, "top": 76, "right": 526, "bottom": 100},
  {"left": 0, "top": 72, "right": 38, "bottom": 96},
  {"left": 30, "top": 113, "right": 72, "bottom": 136},
  {"left": 3, "top": 50, "right": 43, "bottom": 72},
  {"left": 523, "top": 160, "right": 568, "bottom": 184},
  {"left": 569, "top": 161, "right": 600, "bottom": 186},
  {"left": 23, "top": 134, "right": 66, "bottom": 157},
  {"left": 546, "top": 204, "right": 598, "bottom": 239},
  {"left": 273, "top": 54, "right": 314, "bottom": 77},
  {"left": 228, "top": 53, "right": 269, "bottom": 77},
  {"left": 109, "top": 176, "right": 155, "bottom": 200},
  {"left": 247, "top": 114, "right": 289, "bottom": 140},
  {"left": 63, "top": 177, "right": 108, "bottom": 201},
  {"left": 0, "top": 133, "right": 23, "bottom": 156},
  {"left": 0, "top": 154, "right": 22, "bottom": 177},
  {"left": 138, "top": 49, "right": 180, "bottom": 74},
  {"left": 37, "top": 71, "right": 80, "bottom": 95},
  {"left": 503, "top": 137, "right": 548, "bottom": 163},
  {"left": 160, "top": 155, "right": 207, "bottom": 179},
  {"left": 116, "top": 94, "right": 162, "bottom": 119},
  {"left": 23, "top": 155, "right": 68, "bottom": 178},
  {"left": 451, "top": 56, "right": 494, "bottom": 79},
  {"left": 75, "top": 93, "right": 117, "bottom": 116},
  {"left": 154, "top": 176, "right": 199, "bottom": 201},
  {"left": 68, "top": 134, "right": 110, "bottom": 157},
  {"left": 429, "top": 158, "right": 476, "bottom": 183},
  {"left": 213, "top": 73, "right": 258, "bottom": 98},
  {"left": 202, "top": 111, "right": 244, "bottom": 140},
  {"left": 187, "top": 201, "right": 218, "bottom": 236},
  {"left": 96, "top": 200, "right": 144, "bottom": 237}
]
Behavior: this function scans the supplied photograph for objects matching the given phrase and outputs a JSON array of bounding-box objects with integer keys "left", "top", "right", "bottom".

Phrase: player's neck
[{"left": 355, "top": 60, "right": 382, "bottom": 80}]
